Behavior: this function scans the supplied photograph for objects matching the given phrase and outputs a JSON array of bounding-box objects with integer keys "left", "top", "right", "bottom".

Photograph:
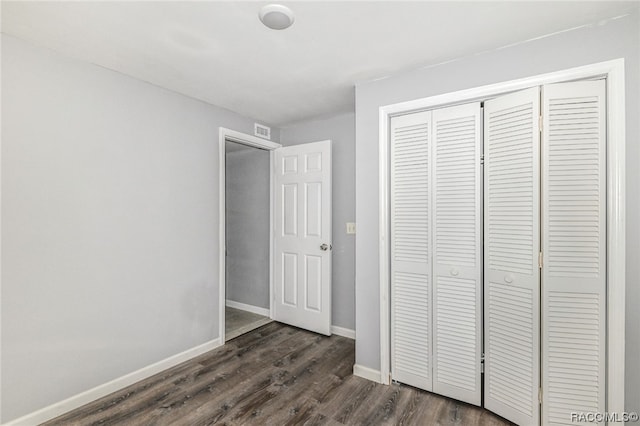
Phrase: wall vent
[{"left": 254, "top": 123, "right": 271, "bottom": 140}]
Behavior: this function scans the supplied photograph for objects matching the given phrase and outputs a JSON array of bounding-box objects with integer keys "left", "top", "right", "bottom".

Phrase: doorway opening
[
  {"left": 218, "top": 128, "right": 282, "bottom": 343},
  {"left": 224, "top": 140, "right": 272, "bottom": 340},
  {"left": 218, "top": 128, "right": 334, "bottom": 343}
]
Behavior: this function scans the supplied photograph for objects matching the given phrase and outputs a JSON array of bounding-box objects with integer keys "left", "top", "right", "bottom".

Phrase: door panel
[
  {"left": 484, "top": 87, "right": 541, "bottom": 426},
  {"left": 282, "top": 252, "right": 297, "bottom": 306},
  {"left": 390, "top": 111, "right": 433, "bottom": 391},
  {"left": 305, "top": 254, "right": 322, "bottom": 311},
  {"left": 541, "top": 80, "right": 606, "bottom": 425},
  {"left": 273, "top": 141, "right": 332, "bottom": 335},
  {"left": 282, "top": 184, "right": 297, "bottom": 235},
  {"left": 431, "top": 103, "right": 482, "bottom": 406}
]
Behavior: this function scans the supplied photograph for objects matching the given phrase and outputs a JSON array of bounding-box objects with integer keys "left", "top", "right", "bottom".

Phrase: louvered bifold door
[
  {"left": 390, "top": 111, "right": 433, "bottom": 391},
  {"left": 484, "top": 87, "right": 541, "bottom": 426},
  {"left": 541, "top": 80, "right": 606, "bottom": 425},
  {"left": 431, "top": 103, "right": 482, "bottom": 405}
]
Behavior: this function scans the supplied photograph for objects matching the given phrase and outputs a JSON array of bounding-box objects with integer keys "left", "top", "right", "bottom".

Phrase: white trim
[
  {"left": 378, "top": 59, "right": 625, "bottom": 416},
  {"left": 269, "top": 150, "right": 275, "bottom": 320},
  {"left": 218, "top": 128, "right": 281, "bottom": 345},
  {"left": 223, "top": 128, "right": 280, "bottom": 150},
  {"left": 380, "top": 60, "right": 622, "bottom": 116},
  {"left": 225, "top": 300, "right": 271, "bottom": 317},
  {"left": 0, "top": 31, "right": 4, "bottom": 423},
  {"left": 331, "top": 325, "right": 356, "bottom": 340},
  {"left": 4, "top": 338, "right": 222, "bottom": 426},
  {"left": 218, "top": 129, "right": 226, "bottom": 345},
  {"left": 353, "top": 364, "right": 383, "bottom": 383},
  {"left": 605, "top": 61, "right": 626, "bottom": 417},
  {"left": 379, "top": 105, "right": 391, "bottom": 385}
]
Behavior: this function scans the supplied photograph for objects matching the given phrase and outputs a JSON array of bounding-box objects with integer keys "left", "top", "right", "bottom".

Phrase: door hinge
[
  {"left": 538, "top": 387, "right": 543, "bottom": 404},
  {"left": 538, "top": 116, "right": 543, "bottom": 133},
  {"left": 480, "top": 155, "right": 485, "bottom": 165},
  {"left": 480, "top": 353, "right": 485, "bottom": 373},
  {"left": 538, "top": 252, "right": 543, "bottom": 269}
]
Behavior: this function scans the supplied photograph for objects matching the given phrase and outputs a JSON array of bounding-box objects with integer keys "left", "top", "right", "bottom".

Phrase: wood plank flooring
[
  {"left": 45, "top": 322, "right": 514, "bottom": 426},
  {"left": 225, "top": 306, "right": 272, "bottom": 341}
]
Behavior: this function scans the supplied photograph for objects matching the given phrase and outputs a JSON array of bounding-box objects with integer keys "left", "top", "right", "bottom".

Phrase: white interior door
[
  {"left": 431, "top": 102, "right": 482, "bottom": 406},
  {"left": 541, "top": 80, "right": 606, "bottom": 425},
  {"left": 484, "top": 87, "right": 541, "bottom": 426},
  {"left": 390, "top": 111, "right": 433, "bottom": 391},
  {"left": 273, "top": 140, "right": 332, "bottom": 335}
]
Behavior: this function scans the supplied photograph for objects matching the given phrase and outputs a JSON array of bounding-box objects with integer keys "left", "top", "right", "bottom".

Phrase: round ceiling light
[{"left": 259, "top": 4, "right": 295, "bottom": 30}]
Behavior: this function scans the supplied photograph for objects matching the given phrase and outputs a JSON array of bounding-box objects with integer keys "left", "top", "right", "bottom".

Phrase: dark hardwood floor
[{"left": 45, "top": 322, "right": 513, "bottom": 425}]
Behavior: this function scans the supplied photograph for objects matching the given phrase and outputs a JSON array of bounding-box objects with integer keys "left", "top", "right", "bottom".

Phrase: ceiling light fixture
[{"left": 259, "top": 4, "right": 295, "bottom": 30}]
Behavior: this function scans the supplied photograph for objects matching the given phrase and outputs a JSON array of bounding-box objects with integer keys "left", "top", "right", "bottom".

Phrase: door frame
[
  {"left": 218, "top": 128, "right": 281, "bottom": 343},
  {"left": 378, "top": 59, "right": 626, "bottom": 416}
]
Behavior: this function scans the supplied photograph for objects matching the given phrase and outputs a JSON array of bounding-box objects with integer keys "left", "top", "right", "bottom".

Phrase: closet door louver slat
[
  {"left": 390, "top": 111, "right": 433, "bottom": 391},
  {"left": 484, "top": 87, "right": 540, "bottom": 426},
  {"left": 542, "top": 80, "right": 606, "bottom": 426},
  {"left": 431, "top": 103, "right": 482, "bottom": 406}
]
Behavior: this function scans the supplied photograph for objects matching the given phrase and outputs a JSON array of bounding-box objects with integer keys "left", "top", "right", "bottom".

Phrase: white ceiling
[{"left": 2, "top": 1, "right": 637, "bottom": 126}]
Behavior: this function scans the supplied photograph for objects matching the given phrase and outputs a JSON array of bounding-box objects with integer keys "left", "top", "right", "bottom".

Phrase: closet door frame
[{"left": 378, "top": 59, "right": 626, "bottom": 418}]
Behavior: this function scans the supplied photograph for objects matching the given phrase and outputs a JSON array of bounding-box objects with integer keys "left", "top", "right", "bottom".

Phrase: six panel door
[{"left": 273, "top": 140, "right": 332, "bottom": 336}]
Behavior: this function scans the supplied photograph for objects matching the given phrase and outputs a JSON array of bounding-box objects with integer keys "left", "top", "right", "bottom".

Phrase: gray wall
[
  {"left": 280, "top": 112, "right": 356, "bottom": 330},
  {"left": 354, "top": 12, "right": 639, "bottom": 411},
  {"left": 0, "top": 35, "right": 278, "bottom": 422},
  {"left": 225, "top": 143, "right": 270, "bottom": 309}
]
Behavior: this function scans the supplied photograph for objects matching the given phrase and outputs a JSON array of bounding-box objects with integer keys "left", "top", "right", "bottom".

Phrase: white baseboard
[
  {"left": 330, "top": 325, "right": 355, "bottom": 339},
  {"left": 4, "top": 337, "right": 222, "bottom": 426},
  {"left": 353, "top": 364, "right": 382, "bottom": 383},
  {"left": 225, "top": 299, "right": 270, "bottom": 317}
]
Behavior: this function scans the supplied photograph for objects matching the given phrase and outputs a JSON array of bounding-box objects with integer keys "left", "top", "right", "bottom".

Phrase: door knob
[{"left": 320, "top": 243, "right": 332, "bottom": 251}]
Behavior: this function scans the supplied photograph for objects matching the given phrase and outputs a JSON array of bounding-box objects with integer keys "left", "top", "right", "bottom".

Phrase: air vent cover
[{"left": 254, "top": 123, "right": 271, "bottom": 140}]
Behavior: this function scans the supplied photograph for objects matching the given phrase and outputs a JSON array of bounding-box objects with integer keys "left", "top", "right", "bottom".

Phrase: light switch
[{"left": 346, "top": 222, "right": 356, "bottom": 234}]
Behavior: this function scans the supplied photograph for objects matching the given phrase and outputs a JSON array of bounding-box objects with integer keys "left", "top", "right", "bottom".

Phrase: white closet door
[
  {"left": 431, "top": 103, "right": 482, "bottom": 405},
  {"left": 390, "top": 111, "right": 433, "bottom": 391},
  {"left": 484, "top": 87, "right": 540, "bottom": 426},
  {"left": 541, "top": 80, "right": 606, "bottom": 425}
]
